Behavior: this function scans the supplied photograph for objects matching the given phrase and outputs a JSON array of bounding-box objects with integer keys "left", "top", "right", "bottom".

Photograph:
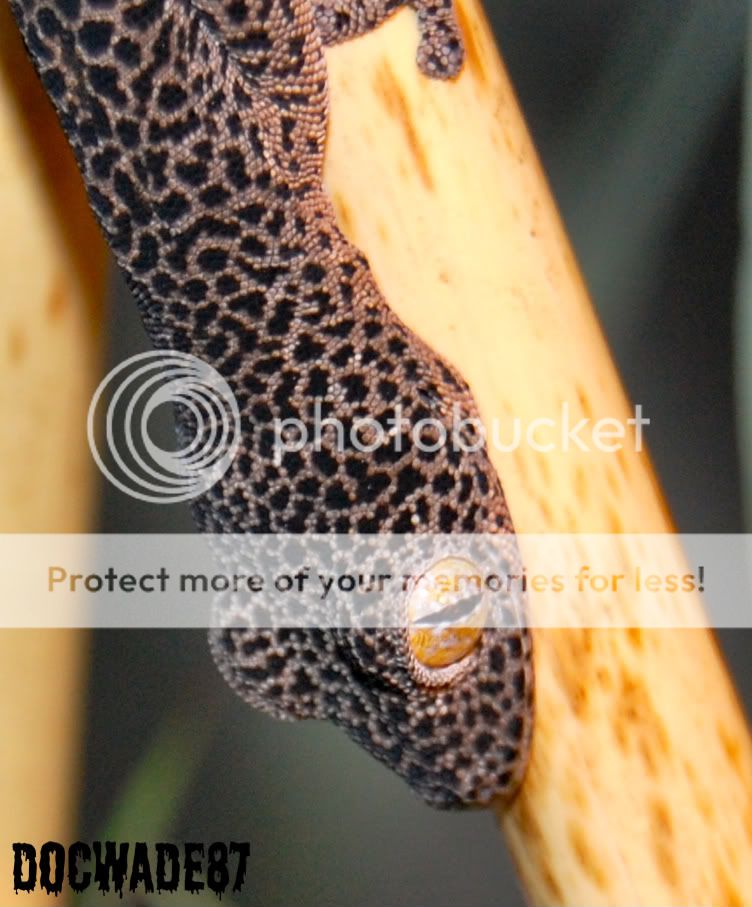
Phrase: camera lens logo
[{"left": 87, "top": 351, "right": 241, "bottom": 503}]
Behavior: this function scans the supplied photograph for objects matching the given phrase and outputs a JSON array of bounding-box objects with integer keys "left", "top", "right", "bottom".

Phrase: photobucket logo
[
  {"left": 273, "top": 400, "right": 649, "bottom": 463},
  {"left": 87, "top": 351, "right": 240, "bottom": 503}
]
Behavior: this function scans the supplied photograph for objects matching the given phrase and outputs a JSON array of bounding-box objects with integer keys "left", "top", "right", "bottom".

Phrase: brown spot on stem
[
  {"left": 627, "top": 628, "right": 643, "bottom": 649},
  {"left": 612, "top": 668, "right": 669, "bottom": 776},
  {"left": 576, "top": 384, "right": 593, "bottom": 420},
  {"left": 606, "top": 507, "right": 624, "bottom": 533},
  {"left": 651, "top": 798, "right": 673, "bottom": 838},
  {"left": 568, "top": 821, "right": 609, "bottom": 890},
  {"left": 650, "top": 798, "right": 678, "bottom": 887},
  {"left": 515, "top": 790, "right": 544, "bottom": 844},
  {"left": 333, "top": 193, "right": 354, "bottom": 236},
  {"left": 455, "top": 0, "right": 488, "bottom": 86},
  {"left": 374, "top": 62, "right": 433, "bottom": 191},
  {"left": 47, "top": 272, "right": 69, "bottom": 320},
  {"left": 555, "top": 629, "right": 595, "bottom": 718},
  {"left": 570, "top": 681, "right": 589, "bottom": 717},
  {"left": 715, "top": 859, "right": 743, "bottom": 907},
  {"left": 683, "top": 758, "right": 715, "bottom": 821},
  {"left": 540, "top": 866, "right": 564, "bottom": 903},
  {"left": 595, "top": 665, "right": 613, "bottom": 691},
  {"left": 8, "top": 326, "right": 26, "bottom": 364},
  {"left": 718, "top": 721, "right": 744, "bottom": 781}
]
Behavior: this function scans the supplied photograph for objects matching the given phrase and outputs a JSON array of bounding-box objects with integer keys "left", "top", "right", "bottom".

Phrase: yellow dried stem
[
  {"left": 0, "top": 3, "right": 106, "bottom": 902},
  {"left": 323, "top": 2, "right": 752, "bottom": 904}
]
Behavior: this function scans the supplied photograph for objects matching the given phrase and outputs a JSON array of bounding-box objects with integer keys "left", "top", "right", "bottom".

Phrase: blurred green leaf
[
  {"left": 99, "top": 697, "right": 216, "bottom": 841},
  {"left": 78, "top": 690, "right": 226, "bottom": 906}
]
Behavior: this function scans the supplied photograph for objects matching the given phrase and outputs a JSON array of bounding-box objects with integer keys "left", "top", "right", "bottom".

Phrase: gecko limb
[{"left": 315, "top": 0, "right": 464, "bottom": 78}]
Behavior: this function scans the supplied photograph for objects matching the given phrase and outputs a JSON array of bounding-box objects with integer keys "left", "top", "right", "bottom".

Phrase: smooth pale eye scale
[{"left": 406, "top": 557, "right": 490, "bottom": 681}]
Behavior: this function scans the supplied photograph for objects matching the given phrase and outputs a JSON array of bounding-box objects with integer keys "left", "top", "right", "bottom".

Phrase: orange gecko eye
[{"left": 407, "top": 557, "right": 488, "bottom": 672}]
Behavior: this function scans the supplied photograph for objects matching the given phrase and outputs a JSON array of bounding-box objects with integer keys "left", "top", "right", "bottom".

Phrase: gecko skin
[{"left": 12, "top": 0, "right": 533, "bottom": 807}]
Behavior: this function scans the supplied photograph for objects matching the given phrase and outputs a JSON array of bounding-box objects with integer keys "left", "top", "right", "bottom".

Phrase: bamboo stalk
[
  {"left": 323, "top": 2, "right": 752, "bottom": 904},
  {"left": 0, "top": 2, "right": 106, "bottom": 901}
]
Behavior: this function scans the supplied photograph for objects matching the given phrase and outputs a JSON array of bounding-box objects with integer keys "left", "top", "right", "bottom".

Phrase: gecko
[{"left": 11, "top": 0, "right": 534, "bottom": 807}]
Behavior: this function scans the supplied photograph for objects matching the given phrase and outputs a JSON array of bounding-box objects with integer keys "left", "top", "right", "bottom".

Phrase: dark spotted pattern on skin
[{"left": 11, "top": 0, "right": 533, "bottom": 807}]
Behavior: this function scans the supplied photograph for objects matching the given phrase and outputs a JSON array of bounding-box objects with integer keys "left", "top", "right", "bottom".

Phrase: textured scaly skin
[{"left": 11, "top": 0, "right": 533, "bottom": 807}]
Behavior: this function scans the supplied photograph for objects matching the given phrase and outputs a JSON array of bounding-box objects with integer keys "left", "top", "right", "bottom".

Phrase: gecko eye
[{"left": 406, "top": 557, "right": 488, "bottom": 677}]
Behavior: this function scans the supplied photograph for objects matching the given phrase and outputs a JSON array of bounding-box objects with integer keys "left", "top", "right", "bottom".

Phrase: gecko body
[{"left": 11, "top": 0, "right": 533, "bottom": 807}]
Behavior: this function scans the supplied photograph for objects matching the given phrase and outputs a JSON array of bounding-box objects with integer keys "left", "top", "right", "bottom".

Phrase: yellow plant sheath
[
  {"left": 0, "top": 3, "right": 106, "bottom": 902},
  {"left": 323, "top": 3, "right": 752, "bottom": 904}
]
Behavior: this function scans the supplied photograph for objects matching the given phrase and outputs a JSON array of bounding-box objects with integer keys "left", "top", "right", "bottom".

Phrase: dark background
[{"left": 80, "top": 2, "right": 751, "bottom": 905}]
